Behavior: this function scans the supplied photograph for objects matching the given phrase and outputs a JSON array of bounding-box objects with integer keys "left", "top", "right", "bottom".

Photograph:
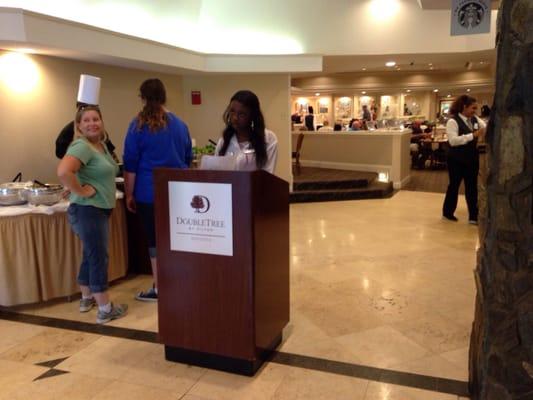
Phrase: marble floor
[{"left": 0, "top": 190, "right": 477, "bottom": 399}]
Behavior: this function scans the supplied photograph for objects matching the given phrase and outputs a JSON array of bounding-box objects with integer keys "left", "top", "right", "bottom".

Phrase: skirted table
[{"left": 0, "top": 201, "right": 128, "bottom": 306}]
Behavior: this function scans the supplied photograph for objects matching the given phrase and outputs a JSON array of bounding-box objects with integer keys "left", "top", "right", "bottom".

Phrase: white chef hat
[{"left": 77, "top": 74, "right": 101, "bottom": 105}]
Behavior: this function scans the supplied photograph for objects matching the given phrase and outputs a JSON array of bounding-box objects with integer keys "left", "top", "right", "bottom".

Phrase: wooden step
[{"left": 290, "top": 181, "right": 393, "bottom": 203}]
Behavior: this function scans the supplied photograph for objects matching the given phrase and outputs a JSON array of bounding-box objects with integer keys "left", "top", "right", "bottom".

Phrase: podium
[{"left": 153, "top": 168, "right": 289, "bottom": 376}]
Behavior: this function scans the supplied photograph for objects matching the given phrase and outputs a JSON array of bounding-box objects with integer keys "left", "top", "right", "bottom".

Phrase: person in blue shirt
[{"left": 123, "top": 78, "right": 192, "bottom": 302}]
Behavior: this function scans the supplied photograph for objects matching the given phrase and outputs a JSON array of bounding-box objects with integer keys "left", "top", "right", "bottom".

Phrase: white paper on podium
[{"left": 199, "top": 155, "right": 237, "bottom": 171}]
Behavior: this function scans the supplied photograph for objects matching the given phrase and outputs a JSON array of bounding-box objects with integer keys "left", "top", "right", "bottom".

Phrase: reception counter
[
  {"left": 292, "top": 130, "right": 411, "bottom": 188},
  {"left": 0, "top": 201, "right": 128, "bottom": 306}
]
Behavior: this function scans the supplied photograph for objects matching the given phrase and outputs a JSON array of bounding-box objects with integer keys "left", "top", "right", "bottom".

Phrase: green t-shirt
[{"left": 66, "top": 138, "right": 118, "bottom": 209}]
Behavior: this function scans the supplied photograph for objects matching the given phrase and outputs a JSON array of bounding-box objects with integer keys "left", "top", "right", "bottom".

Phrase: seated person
[
  {"left": 317, "top": 120, "right": 333, "bottom": 132},
  {"left": 349, "top": 120, "right": 362, "bottom": 131},
  {"left": 409, "top": 121, "right": 431, "bottom": 168},
  {"left": 333, "top": 120, "right": 342, "bottom": 131},
  {"left": 291, "top": 112, "right": 302, "bottom": 123}
]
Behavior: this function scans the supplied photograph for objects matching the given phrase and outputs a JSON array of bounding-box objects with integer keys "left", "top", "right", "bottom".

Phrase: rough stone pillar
[{"left": 469, "top": 0, "right": 533, "bottom": 398}]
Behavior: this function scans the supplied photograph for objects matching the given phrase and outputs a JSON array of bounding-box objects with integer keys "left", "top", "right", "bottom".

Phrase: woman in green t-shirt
[{"left": 57, "top": 105, "right": 127, "bottom": 324}]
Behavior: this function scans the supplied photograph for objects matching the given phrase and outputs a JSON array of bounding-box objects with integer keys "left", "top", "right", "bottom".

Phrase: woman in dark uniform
[{"left": 442, "top": 95, "right": 486, "bottom": 224}]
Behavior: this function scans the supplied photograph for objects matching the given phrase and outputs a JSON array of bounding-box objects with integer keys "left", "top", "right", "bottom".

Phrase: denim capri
[{"left": 67, "top": 203, "right": 112, "bottom": 293}]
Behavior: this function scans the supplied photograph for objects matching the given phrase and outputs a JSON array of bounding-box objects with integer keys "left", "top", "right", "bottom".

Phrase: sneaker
[
  {"left": 96, "top": 303, "right": 128, "bottom": 324},
  {"left": 79, "top": 297, "right": 96, "bottom": 313},
  {"left": 443, "top": 214, "right": 458, "bottom": 222},
  {"left": 135, "top": 287, "right": 158, "bottom": 302}
]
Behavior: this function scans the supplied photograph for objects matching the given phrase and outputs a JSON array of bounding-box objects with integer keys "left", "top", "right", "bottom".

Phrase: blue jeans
[{"left": 67, "top": 204, "right": 112, "bottom": 293}]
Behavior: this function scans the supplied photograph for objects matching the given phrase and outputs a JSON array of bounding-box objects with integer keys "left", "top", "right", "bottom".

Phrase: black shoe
[
  {"left": 443, "top": 214, "right": 458, "bottom": 221},
  {"left": 135, "top": 287, "right": 158, "bottom": 302}
]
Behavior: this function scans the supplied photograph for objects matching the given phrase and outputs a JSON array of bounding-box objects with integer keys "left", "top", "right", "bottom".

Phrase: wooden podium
[{"left": 153, "top": 168, "right": 289, "bottom": 376}]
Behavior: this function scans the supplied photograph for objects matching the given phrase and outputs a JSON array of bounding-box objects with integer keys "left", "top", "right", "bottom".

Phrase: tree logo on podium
[{"left": 190, "top": 195, "right": 210, "bottom": 213}]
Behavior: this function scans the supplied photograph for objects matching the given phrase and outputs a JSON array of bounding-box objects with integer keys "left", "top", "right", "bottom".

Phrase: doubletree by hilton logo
[
  {"left": 190, "top": 195, "right": 210, "bottom": 213},
  {"left": 458, "top": 2, "right": 485, "bottom": 29}
]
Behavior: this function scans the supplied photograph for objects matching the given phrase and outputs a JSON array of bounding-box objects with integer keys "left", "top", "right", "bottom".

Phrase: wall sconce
[{"left": 0, "top": 52, "right": 40, "bottom": 94}]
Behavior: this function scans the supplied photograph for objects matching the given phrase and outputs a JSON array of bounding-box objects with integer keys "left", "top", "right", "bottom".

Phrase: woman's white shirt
[
  {"left": 446, "top": 113, "right": 486, "bottom": 147},
  {"left": 215, "top": 129, "right": 278, "bottom": 174}
]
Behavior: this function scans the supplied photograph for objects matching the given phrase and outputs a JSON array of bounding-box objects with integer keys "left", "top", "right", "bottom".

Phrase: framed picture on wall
[
  {"left": 319, "top": 106, "right": 328, "bottom": 114},
  {"left": 439, "top": 100, "right": 454, "bottom": 117}
]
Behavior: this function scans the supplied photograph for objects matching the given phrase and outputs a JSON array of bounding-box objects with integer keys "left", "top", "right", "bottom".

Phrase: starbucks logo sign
[
  {"left": 458, "top": 2, "right": 484, "bottom": 29},
  {"left": 451, "top": 0, "right": 490, "bottom": 36}
]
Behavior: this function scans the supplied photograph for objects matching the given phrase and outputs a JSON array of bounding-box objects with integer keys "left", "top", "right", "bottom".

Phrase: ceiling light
[
  {"left": 369, "top": 0, "right": 401, "bottom": 21},
  {"left": 433, "top": 89, "right": 439, "bottom": 93},
  {"left": 362, "top": 91, "right": 366, "bottom": 94},
  {"left": 467, "top": 88, "right": 471, "bottom": 92},
  {"left": 315, "top": 92, "right": 320, "bottom": 96},
  {"left": 406, "top": 89, "right": 411, "bottom": 93},
  {"left": 362, "top": 67, "right": 367, "bottom": 71},
  {"left": 447, "top": 94, "right": 451, "bottom": 98},
  {"left": 385, "top": 61, "right": 396, "bottom": 67},
  {"left": 428, "top": 63, "right": 433, "bottom": 66}
]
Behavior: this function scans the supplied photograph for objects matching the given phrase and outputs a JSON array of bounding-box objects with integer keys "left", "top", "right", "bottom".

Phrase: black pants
[{"left": 442, "top": 156, "right": 479, "bottom": 220}]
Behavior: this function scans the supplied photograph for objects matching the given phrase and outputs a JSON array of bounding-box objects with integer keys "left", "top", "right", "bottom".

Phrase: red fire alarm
[{"left": 191, "top": 90, "right": 201, "bottom": 105}]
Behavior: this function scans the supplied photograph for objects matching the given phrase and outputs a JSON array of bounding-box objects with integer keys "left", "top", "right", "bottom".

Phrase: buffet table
[{"left": 0, "top": 200, "right": 128, "bottom": 306}]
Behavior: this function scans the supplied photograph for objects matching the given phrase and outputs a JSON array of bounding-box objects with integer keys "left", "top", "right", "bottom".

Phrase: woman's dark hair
[
  {"left": 136, "top": 78, "right": 167, "bottom": 132},
  {"left": 449, "top": 95, "right": 477, "bottom": 116},
  {"left": 481, "top": 105, "right": 491, "bottom": 118},
  {"left": 308, "top": 106, "right": 314, "bottom": 114},
  {"left": 219, "top": 90, "right": 267, "bottom": 169}
]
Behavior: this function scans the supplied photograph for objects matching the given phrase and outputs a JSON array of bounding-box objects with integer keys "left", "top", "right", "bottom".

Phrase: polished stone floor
[{"left": 0, "top": 190, "right": 477, "bottom": 399}]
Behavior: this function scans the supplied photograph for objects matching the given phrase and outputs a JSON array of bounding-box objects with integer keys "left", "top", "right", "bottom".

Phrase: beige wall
[
  {"left": 292, "top": 131, "right": 411, "bottom": 189},
  {"left": 0, "top": 50, "right": 183, "bottom": 183},
  {"left": 181, "top": 74, "right": 291, "bottom": 183}
]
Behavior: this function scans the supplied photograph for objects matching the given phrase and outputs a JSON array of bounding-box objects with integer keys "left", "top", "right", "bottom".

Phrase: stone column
[{"left": 469, "top": 0, "right": 533, "bottom": 399}]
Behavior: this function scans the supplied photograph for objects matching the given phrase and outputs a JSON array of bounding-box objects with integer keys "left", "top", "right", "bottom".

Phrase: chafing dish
[
  {"left": 0, "top": 181, "right": 33, "bottom": 206},
  {"left": 0, "top": 187, "right": 28, "bottom": 206},
  {"left": 25, "top": 184, "right": 64, "bottom": 206}
]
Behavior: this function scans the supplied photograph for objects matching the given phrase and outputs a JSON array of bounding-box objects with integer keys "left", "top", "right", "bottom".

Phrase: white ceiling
[
  {"left": 319, "top": 49, "right": 496, "bottom": 75},
  {"left": 0, "top": 1, "right": 498, "bottom": 77}
]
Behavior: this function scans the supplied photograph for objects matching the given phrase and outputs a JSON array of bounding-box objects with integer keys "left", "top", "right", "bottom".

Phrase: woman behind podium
[
  {"left": 123, "top": 78, "right": 192, "bottom": 302},
  {"left": 215, "top": 90, "right": 278, "bottom": 173}
]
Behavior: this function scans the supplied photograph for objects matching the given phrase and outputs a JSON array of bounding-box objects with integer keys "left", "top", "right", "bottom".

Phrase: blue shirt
[{"left": 123, "top": 112, "right": 192, "bottom": 203}]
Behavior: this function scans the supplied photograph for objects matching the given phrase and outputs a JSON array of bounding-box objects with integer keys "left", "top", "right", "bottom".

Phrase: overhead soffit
[{"left": 0, "top": 8, "right": 322, "bottom": 74}]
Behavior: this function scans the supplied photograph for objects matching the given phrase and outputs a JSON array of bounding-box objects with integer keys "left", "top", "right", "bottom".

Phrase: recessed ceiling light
[
  {"left": 433, "top": 89, "right": 439, "bottom": 93},
  {"left": 467, "top": 88, "right": 471, "bottom": 92},
  {"left": 362, "top": 67, "right": 367, "bottom": 71},
  {"left": 385, "top": 61, "right": 396, "bottom": 67},
  {"left": 428, "top": 63, "right": 433, "bottom": 66},
  {"left": 447, "top": 94, "right": 451, "bottom": 98},
  {"left": 362, "top": 91, "right": 366, "bottom": 94},
  {"left": 315, "top": 92, "right": 320, "bottom": 96},
  {"left": 406, "top": 89, "right": 411, "bottom": 93}
]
